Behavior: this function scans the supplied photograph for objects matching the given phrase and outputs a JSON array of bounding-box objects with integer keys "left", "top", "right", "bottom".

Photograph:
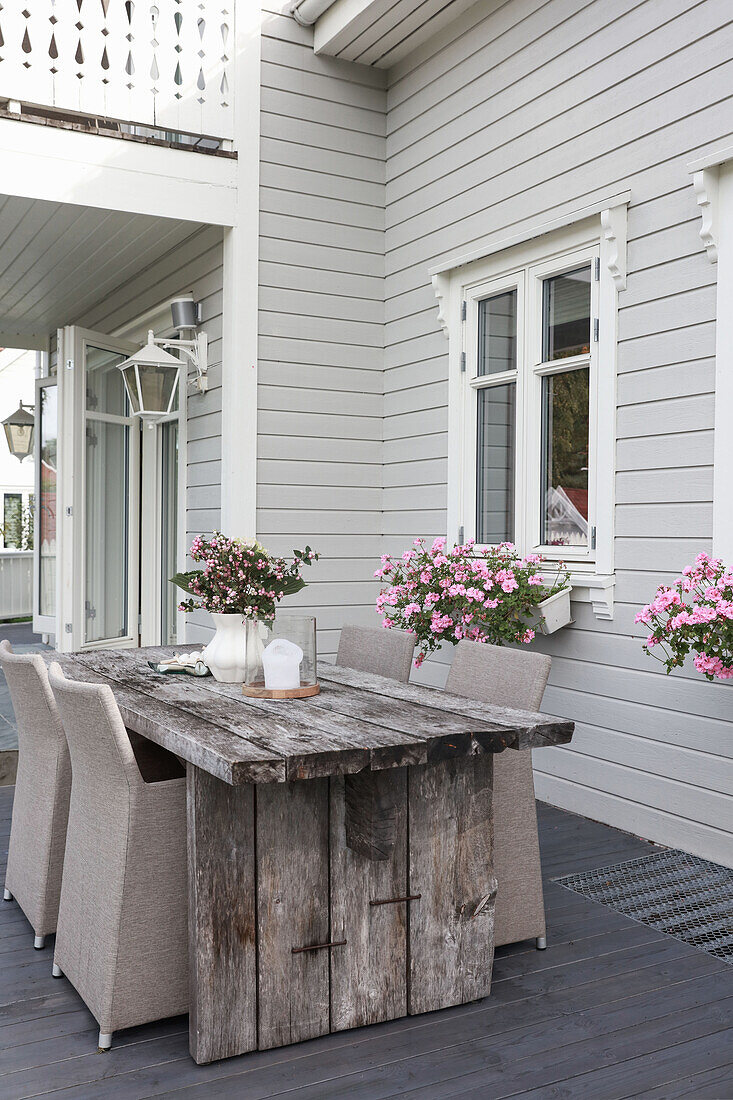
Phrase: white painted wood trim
[
  {"left": 692, "top": 169, "right": 719, "bottom": 264},
  {"left": 688, "top": 145, "right": 733, "bottom": 173},
  {"left": 709, "top": 162, "right": 733, "bottom": 564},
  {"left": 220, "top": 0, "right": 261, "bottom": 540},
  {"left": 0, "top": 119, "right": 237, "bottom": 226},
  {"left": 429, "top": 192, "right": 631, "bottom": 277}
]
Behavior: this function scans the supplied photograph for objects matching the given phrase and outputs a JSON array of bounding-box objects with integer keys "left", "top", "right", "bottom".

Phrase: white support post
[
  {"left": 711, "top": 165, "right": 733, "bottom": 563},
  {"left": 220, "top": 1, "right": 262, "bottom": 540}
]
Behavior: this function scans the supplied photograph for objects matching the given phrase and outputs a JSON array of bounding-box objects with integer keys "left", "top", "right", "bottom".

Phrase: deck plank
[{"left": 0, "top": 786, "right": 731, "bottom": 1098}]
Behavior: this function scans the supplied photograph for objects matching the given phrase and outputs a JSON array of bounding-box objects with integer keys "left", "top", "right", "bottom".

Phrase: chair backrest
[
  {"left": 336, "top": 624, "right": 415, "bottom": 683},
  {"left": 47, "top": 663, "right": 143, "bottom": 801},
  {"left": 445, "top": 639, "right": 551, "bottom": 710},
  {"left": 0, "top": 640, "right": 67, "bottom": 759}
]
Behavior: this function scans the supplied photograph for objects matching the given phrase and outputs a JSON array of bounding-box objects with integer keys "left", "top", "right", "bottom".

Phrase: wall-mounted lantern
[
  {"left": 119, "top": 295, "right": 208, "bottom": 423},
  {"left": 2, "top": 402, "right": 35, "bottom": 462},
  {"left": 119, "top": 331, "right": 182, "bottom": 421}
]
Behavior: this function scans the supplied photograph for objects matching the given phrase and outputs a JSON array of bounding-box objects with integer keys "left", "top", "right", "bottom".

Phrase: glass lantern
[{"left": 243, "top": 615, "right": 319, "bottom": 698}]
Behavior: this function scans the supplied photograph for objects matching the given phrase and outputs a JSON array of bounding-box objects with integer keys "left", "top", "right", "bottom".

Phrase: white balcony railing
[
  {"left": 0, "top": 551, "right": 33, "bottom": 621},
  {"left": 0, "top": 2, "right": 234, "bottom": 141}
]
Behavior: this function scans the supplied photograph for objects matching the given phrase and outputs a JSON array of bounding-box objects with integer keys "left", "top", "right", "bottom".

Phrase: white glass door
[{"left": 56, "top": 327, "right": 138, "bottom": 651}]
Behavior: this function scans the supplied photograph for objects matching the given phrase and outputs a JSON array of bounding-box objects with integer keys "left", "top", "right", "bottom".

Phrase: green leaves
[{"left": 169, "top": 570, "right": 203, "bottom": 595}]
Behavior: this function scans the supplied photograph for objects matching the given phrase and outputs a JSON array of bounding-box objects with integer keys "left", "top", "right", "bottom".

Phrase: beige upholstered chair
[
  {"left": 48, "top": 663, "right": 188, "bottom": 1051},
  {"left": 336, "top": 624, "right": 416, "bottom": 683},
  {"left": 445, "top": 640, "right": 551, "bottom": 950},
  {"left": 0, "top": 640, "right": 71, "bottom": 949}
]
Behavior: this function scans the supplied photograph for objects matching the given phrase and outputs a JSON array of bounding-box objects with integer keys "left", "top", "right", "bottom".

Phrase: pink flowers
[
  {"left": 637, "top": 551, "right": 733, "bottom": 681},
  {"left": 374, "top": 538, "right": 570, "bottom": 666},
  {"left": 174, "top": 534, "right": 319, "bottom": 620}
]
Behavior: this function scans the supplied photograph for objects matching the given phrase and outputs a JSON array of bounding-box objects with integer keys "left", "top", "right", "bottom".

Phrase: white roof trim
[
  {"left": 290, "top": 0, "right": 338, "bottom": 26},
  {"left": 428, "top": 191, "right": 631, "bottom": 277}
]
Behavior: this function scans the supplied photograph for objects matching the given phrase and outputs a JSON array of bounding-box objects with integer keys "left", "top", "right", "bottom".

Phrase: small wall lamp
[
  {"left": 2, "top": 402, "right": 35, "bottom": 461},
  {"left": 118, "top": 295, "right": 208, "bottom": 422}
]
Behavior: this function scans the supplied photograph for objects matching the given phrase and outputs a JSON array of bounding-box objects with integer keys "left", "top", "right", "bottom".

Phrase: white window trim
[{"left": 434, "top": 202, "right": 628, "bottom": 621}]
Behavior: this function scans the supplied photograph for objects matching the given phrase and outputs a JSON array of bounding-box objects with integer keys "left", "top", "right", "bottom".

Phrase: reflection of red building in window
[
  {"left": 40, "top": 458, "right": 56, "bottom": 546},
  {"left": 562, "top": 487, "right": 588, "bottom": 521}
]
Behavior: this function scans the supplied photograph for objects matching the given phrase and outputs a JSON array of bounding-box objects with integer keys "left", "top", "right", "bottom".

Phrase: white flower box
[{"left": 531, "top": 586, "right": 572, "bottom": 635}]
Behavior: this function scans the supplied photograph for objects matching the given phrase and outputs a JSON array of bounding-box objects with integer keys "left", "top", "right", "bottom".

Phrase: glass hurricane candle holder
[{"left": 242, "top": 615, "right": 319, "bottom": 698}]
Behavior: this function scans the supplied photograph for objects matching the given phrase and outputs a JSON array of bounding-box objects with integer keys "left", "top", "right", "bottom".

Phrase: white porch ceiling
[
  {"left": 312, "top": 0, "right": 483, "bottom": 67},
  {"left": 0, "top": 194, "right": 207, "bottom": 350}
]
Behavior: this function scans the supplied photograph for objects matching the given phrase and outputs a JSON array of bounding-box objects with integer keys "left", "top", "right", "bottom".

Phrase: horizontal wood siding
[
  {"left": 77, "top": 225, "right": 224, "bottom": 643},
  {"left": 383, "top": 0, "right": 732, "bottom": 864},
  {"left": 258, "top": 4, "right": 387, "bottom": 658}
]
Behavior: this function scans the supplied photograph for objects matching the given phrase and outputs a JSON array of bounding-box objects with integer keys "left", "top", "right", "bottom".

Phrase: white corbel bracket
[
  {"left": 568, "top": 572, "right": 615, "bottom": 621},
  {"left": 692, "top": 168, "right": 719, "bottom": 263},
  {"left": 600, "top": 204, "right": 628, "bottom": 291},
  {"left": 432, "top": 272, "right": 450, "bottom": 338}
]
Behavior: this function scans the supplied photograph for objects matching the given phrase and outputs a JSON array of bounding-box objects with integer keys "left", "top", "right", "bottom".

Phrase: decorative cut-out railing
[{"left": 0, "top": 1, "right": 234, "bottom": 141}]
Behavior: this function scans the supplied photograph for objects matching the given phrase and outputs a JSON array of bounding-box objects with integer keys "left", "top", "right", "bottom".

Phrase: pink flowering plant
[
  {"left": 636, "top": 551, "right": 733, "bottom": 681},
  {"left": 171, "top": 533, "right": 318, "bottom": 621},
  {"left": 375, "top": 539, "right": 570, "bottom": 667}
]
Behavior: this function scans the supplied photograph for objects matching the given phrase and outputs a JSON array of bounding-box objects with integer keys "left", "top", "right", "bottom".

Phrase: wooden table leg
[
  {"left": 187, "top": 766, "right": 257, "bottom": 1064},
  {"left": 330, "top": 769, "right": 409, "bottom": 1030},
  {"left": 408, "top": 756, "right": 497, "bottom": 1014}
]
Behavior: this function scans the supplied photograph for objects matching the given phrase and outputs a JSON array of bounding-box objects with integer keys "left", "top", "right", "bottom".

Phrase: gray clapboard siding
[
  {"left": 380, "top": 0, "right": 732, "bottom": 865},
  {"left": 257, "top": 4, "right": 386, "bottom": 659}
]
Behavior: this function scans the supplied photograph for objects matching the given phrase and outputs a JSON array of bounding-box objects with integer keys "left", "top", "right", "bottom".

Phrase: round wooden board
[{"left": 241, "top": 682, "right": 321, "bottom": 699}]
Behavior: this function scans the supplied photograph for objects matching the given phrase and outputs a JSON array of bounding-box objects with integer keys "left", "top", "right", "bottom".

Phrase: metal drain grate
[{"left": 555, "top": 849, "right": 733, "bottom": 964}]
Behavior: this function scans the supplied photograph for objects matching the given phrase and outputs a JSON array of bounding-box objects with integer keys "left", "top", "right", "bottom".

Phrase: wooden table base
[{"left": 186, "top": 756, "right": 497, "bottom": 1064}]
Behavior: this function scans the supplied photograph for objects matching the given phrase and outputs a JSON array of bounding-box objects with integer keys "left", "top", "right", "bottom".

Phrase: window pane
[
  {"left": 3, "top": 495, "right": 22, "bottom": 548},
  {"left": 86, "top": 345, "right": 128, "bottom": 415},
  {"left": 542, "top": 266, "right": 591, "bottom": 361},
  {"left": 477, "top": 290, "right": 517, "bottom": 376},
  {"left": 540, "top": 367, "right": 589, "bottom": 547},
  {"left": 39, "top": 386, "right": 58, "bottom": 617},
  {"left": 476, "top": 382, "right": 515, "bottom": 544},
  {"left": 85, "top": 420, "right": 129, "bottom": 642}
]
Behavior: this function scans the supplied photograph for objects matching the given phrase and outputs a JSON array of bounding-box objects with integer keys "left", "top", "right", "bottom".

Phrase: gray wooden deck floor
[{"left": 1, "top": 783, "right": 731, "bottom": 1099}]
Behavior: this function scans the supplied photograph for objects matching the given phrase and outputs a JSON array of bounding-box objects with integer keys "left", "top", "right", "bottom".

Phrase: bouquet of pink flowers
[
  {"left": 172, "top": 533, "right": 318, "bottom": 620},
  {"left": 636, "top": 551, "right": 733, "bottom": 680},
  {"left": 375, "top": 538, "right": 569, "bottom": 667}
]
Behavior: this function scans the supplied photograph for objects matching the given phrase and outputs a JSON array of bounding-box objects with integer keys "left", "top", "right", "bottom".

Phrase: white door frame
[{"left": 33, "top": 371, "right": 58, "bottom": 638}]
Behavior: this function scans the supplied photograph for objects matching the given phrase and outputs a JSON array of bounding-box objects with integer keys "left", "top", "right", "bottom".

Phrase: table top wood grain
[{"left": 48, "top": 646, "right": 574, "bottom": 786}]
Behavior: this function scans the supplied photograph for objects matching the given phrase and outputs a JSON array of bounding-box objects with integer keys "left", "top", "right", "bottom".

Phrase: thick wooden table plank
[{"left": 55, "top": 647, "right": 573, "bottom": 786}]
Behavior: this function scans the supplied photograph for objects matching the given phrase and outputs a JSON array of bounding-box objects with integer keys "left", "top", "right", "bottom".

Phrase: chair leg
[
  {"left": 98, "top": 1031, "right": 113, "bottom": 1052},
  {"left": 33, "top": 935, "right": 45, "bottom": 950},
  {"left": 3, "top": 888, "right": 12, "bottom": 901},
  {"left": 52, "top": 963, "right": 63, "bottom": 978},
  {"left": 536, "top": 936, "right": 547, "bottom": 950}
]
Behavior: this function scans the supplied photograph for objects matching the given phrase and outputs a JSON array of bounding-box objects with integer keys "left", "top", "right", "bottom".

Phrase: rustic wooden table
[{"left": 56, "top": 646, "right": 574, "bottom": 1065}]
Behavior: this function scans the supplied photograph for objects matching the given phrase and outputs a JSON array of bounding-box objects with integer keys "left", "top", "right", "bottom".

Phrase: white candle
[{"left": 262, "top": 638, "right": 303, "bottom": 690}]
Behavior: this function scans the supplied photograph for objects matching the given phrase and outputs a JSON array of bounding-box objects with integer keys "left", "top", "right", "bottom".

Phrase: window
[
  {"left": 437, "top": 205, "right": 627, "bottom": 619},
  {"left": 464, "top": 244, "right": 599, "bottom": 569}
]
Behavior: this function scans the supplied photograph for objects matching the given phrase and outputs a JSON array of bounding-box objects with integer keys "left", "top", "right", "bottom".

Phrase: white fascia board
[
  {"left": 0, "top": 119, "right": 237, "bottom": 226},
  {"left": 312, "top": 0, "right": 377, "bottom": 55}
]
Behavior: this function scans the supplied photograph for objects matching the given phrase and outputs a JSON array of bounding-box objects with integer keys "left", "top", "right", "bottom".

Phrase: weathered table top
[{"left": 51, "top": 646, "right": 574, "bottom": 786}]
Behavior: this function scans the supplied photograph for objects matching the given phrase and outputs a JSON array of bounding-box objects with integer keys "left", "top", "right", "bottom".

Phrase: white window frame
[{"left": 434, "top": 202, "right": 628, "bottom": 620}]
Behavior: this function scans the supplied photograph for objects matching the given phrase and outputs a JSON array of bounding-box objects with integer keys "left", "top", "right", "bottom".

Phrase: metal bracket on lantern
[{"left": 155, "top": 332, "right": 208, "bottom": 395}]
